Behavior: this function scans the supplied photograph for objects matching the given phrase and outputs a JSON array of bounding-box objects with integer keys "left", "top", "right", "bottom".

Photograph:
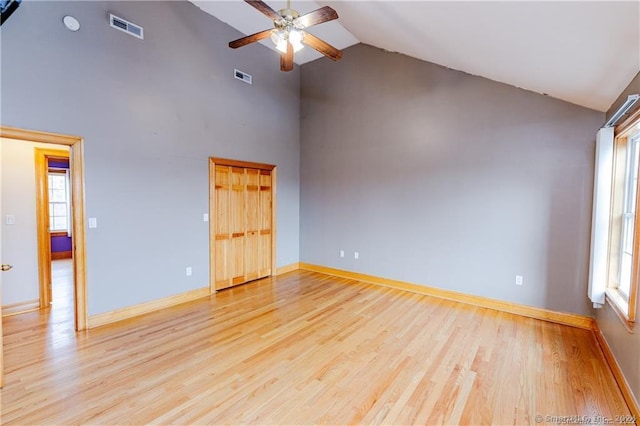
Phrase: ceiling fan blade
[
  {"left": 229, "top": 29, "right": 273, "bottom": 49},
  {"left": 244, "top": 0, "right": 281, "bottom": 21},
  {"left": 302, "top": 32, "right": 342, "bottom": 61},
  {"left": 281, "top": 41, "right": 294, "bottom": 72},
  {"left": 295, "top": 6, "right": 338, "bottom": 28}
]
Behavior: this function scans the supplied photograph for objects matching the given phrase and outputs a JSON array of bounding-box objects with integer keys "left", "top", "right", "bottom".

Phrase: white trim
[{"left": 589, "top": 127, "right": 614, "bottom": 306}]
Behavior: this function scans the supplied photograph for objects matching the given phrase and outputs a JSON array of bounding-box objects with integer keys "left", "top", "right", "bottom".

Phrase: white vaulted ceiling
[{"left": 191, "top": 0, "right": 640, "bottom": 112}]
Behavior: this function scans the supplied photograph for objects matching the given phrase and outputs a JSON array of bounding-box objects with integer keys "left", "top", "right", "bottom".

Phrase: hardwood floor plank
[{"left": 1, "top": 267, "right": 633, "bottom": 424}]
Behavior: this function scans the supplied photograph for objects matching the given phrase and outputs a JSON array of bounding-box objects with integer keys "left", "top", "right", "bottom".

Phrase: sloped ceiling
[{"left": 192, "top": 0, "right": 640, "bottom": 112}]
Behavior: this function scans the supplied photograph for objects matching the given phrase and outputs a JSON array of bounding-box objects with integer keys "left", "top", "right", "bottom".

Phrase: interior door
[{"left": 211, "top": 158, "right": 275, "bottom": 292}]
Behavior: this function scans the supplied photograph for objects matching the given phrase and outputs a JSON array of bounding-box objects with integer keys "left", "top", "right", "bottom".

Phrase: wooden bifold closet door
[{"left": 211, "top": 159, "right": 274, "bottom": 291}]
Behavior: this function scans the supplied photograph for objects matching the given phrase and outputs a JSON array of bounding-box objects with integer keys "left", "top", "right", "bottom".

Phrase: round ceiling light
[{"left": 63, "top": 15, "right": 80, "bottom": 32}]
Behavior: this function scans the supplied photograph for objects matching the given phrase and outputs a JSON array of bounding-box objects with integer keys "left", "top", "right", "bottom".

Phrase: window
[
  {"left": 618, "top": 132, "right": 640, "bottom": 300},
  {"left": 48, "top": 171, "right": 70, "bottom": 232},
  {"left": 607, "top": 115, "right": 640, "bottom": 331}
]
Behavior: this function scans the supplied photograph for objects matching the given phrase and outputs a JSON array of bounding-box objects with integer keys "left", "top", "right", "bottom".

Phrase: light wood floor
[{"left": 1, "top": 268, "right": 632, "bottom": 424}]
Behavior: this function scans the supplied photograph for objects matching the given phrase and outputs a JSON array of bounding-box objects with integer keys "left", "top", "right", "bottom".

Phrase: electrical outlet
[
  {"left": 340, "top": 250, "right": 344, "bottom": 258},
  {"left": 354, "top": 251, "right": 359, "bottom": 260},
  {"left": 515, "top": 275, "right": 523, "bottom": 286},
  {"left": 186, "top": 267, "right": 192, "bottom": 276}
]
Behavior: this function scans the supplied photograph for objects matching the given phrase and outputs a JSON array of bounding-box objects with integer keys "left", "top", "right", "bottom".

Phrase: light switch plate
[
  {"left": 5, "top": 215, "right": 15, "bottom": 225},
  {"left": 203, "top": 213, "right": 209, "bottom": 222},
  {"left": 88, "top": 217, "right": 97, "bottom": 228}
]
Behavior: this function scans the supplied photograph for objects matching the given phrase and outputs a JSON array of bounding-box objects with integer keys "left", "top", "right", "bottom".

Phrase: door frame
[
  {"left": 34, "top": 148, "right": 70, "bottom": 308},
  {"left": 208, "top": 157, "right": 276, "bottom": 293},
  {"left": 0, "top": 125, "right": 88, "bottom": 331}
]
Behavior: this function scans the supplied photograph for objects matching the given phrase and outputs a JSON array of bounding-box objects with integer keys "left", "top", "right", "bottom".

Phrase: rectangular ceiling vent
[
  {"left": 234, "top": 69, "right": 252, "bottom": 85},
  {"left": 109, "top": 14, "right": 143, "bottom": 39}
]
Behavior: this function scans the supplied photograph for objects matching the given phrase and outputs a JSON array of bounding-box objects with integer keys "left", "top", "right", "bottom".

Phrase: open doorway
[
  {"left": 0, "top": 126, "right": 88, "bottom": 330},
  {"left": 37, "top": 149, "right": 74, "bottom": 321},
  {"left": 34, "top": 148, "right": 72, "bottom": 311}
]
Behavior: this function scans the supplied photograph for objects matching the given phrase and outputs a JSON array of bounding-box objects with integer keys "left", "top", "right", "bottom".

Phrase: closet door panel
[
  {"left": 259, "top": 171, "right": 272, "bottom": 278},
  {"left": 215, "top": 166, "right": 232, "bottom": 290},
  {"left": 215, "top": 237, "right": 231, "bottom": 289},
  {"left": 230, "top": 167, "right": 246, "bottom": 285},
  {"left": 245, "top": 169, "right": 260, "bottom": 281}
]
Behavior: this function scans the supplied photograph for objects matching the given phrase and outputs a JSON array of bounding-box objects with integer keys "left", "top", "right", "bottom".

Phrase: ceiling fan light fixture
[
  {"left": 271, "top": 29, "right": 287, "bottom": 53},
  {"left": 289, "top": 29, "right": 304, "bottom": 52},
  {"left": 271, "top": 28, "right": 304, "bottom": 53},
  {"left": 229, "top": 1, "right": 342, "bottom": 72}
]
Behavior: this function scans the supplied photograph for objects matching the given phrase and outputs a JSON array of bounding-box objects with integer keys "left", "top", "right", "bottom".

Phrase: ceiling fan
[{"left": 229, "top": 0, "right": 343, "bottom": 72}]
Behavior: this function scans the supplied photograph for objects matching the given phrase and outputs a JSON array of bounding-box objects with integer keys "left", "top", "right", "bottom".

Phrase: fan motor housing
[{"left": 278, "top": 8, "right": 299, "bottom": 19}]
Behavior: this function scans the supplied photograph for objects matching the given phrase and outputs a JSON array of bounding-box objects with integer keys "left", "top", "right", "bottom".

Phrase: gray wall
[
  {"left": 596, "top": 71, "right": 640, "bottom": 403},
  {"left": 300, "top": 44, "right": 603, "bottom": 316},
  {"left": 0, "top": 1, "right": 300, "bottom": 315}
]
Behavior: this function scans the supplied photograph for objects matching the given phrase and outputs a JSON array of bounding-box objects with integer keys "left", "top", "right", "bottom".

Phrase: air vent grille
[
  {"left": 234, "top": 69, "right": 252, "bottom": 85},
  {"left": 109, "top": 14, "right": 143, "bottom": 39}
]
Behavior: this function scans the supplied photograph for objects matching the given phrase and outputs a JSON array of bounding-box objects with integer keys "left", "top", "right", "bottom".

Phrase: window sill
[
  {"left": 605, "top": 288, "right": 635, "bottom": 333},
  {"left": 50, "top": 231, "right": 69, "bottom": 237}
]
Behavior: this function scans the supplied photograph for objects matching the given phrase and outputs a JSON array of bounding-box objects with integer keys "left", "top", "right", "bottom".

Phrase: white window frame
[
  {"left": 606, "top": 112, "right": 640, "bottom": 332},
  {"left": 48, "top": 169, "right": 70, "bottom": 233},
  {"left": 617, "top": 132, "right": 640, "bottom": 301}
]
